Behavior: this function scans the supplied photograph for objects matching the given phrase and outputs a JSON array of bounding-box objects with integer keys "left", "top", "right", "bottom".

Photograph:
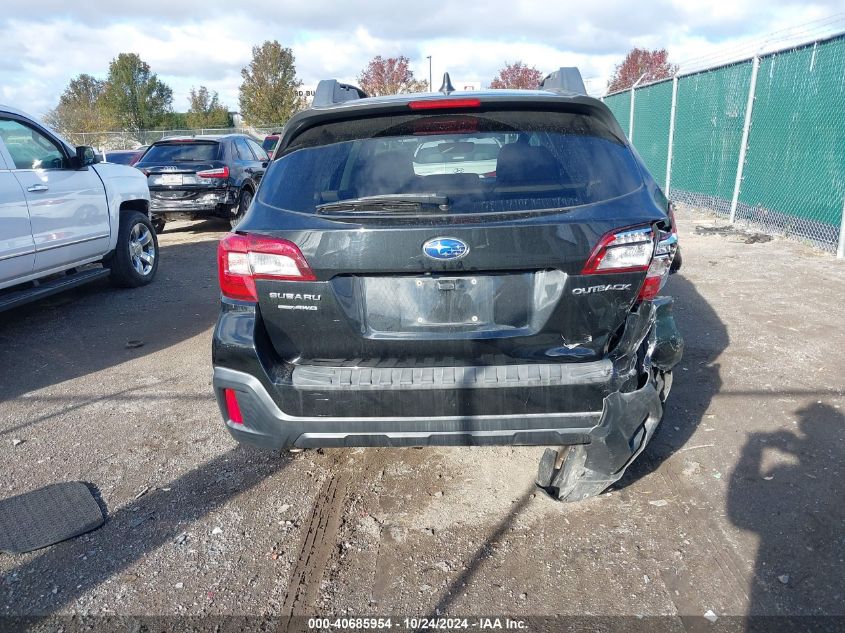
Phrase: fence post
[
  {"left": 730, "top": 55, "right": 760, "bottom": 224},
  {"left": 665, "top": 75, "right": 679, "bottom": 197},
  {"left": 837, "top": 197, "right": 845, "bottom": 259},
  {"left": 628, "top": 84, "right": 636, "bottom": 141}
]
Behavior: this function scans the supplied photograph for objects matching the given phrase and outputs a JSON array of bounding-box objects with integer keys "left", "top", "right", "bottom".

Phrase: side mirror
[{"left": 74, "top": 146, "right": 96, "bottom": 168}]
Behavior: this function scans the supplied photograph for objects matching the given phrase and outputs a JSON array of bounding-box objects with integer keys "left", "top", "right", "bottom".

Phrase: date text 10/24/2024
[{"left": 307, "top": 617, "right": 528, "bottom": 630}]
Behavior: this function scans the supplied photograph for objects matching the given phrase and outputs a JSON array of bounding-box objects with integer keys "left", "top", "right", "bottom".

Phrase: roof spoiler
[
  {"left": 312, "top": 79, "right": 368, "bottom": 107},
  {"left": 538, "top": 67, "right": 586, "bottom": 95}
]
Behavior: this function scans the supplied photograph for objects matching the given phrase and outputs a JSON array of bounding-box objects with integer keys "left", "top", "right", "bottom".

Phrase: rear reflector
[
  {"left": 408, "top": 98, "right": 481, "bottom": 110},
  {"left": 217, "top": 233, "right": 316, "bottom": 302},
  {"left": 582, "top": 227, "right": 654, "bottom": 274},
  {"left": 224, "top": 388, "right": 243, "bottom": 424}
]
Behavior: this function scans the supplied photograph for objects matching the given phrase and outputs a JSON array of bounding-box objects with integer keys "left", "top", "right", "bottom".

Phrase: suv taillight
[
  {"left": 197, "top": 166, "right": 230, "bottom": 179},
  {"left": 582, "top": 226, "right": 654, "bottom": 274},
  {"left": 582, "top": 225, "right": 677, "bottom": 302},
  {"left": 217, "top": 234, "right": 316, "bottom": 302}
]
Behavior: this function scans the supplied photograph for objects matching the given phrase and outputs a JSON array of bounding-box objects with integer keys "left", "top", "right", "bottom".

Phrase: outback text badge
[{"left": 423, "top": 237, "right": 469, "bottom": 261}]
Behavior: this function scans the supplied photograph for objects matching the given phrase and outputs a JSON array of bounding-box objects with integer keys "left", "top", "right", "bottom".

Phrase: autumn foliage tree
[
  {"left": 490, "top": 61, "right": 543, "bottom": 89},
  {"left": 186, "top": 86, "right": 230, "bottom": 129},
  {"left": 99, "top": 53, "right": 173, "bottom": 142},
  {"left": 357, "top": 56, "right": 427, "bottom": 96},
  {"left": 43, "top": 74, "right": 113, "bottom": 137},
  {"left": 239, "top": 41, "right": 303, "bottom": 126},
  {"left": 607, "top": 48, "right": 677, "bottom": 93}
]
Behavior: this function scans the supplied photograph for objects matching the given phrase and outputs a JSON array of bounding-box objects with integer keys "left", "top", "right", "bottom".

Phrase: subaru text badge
[{"left": 423, "top": 237, "right": 469, "bottom": 260}]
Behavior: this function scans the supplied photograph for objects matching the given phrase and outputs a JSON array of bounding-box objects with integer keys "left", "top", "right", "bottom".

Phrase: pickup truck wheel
[
  {"left": 230, "top": 188, "right": 253, "bottom": 229},
  {"left": 109, "top": 212, "right": 159, "bottom": 287}
]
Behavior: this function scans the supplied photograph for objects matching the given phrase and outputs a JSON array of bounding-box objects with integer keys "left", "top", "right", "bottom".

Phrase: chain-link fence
[
  {"left": 68, "top": 126, "right": 284, "bottom": 150},
  {"left": 604, "top": 32, "right": 845, "bottom": 257}
]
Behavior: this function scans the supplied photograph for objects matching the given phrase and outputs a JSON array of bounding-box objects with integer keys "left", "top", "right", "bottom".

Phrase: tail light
[
  {"left": 217, "top": 233, "right": 316, "bottom": 302},
  {"left": 197, "top": 166, "right": 230, "bottom": 179},
  {"left": 638, "top": 255, "right": 672, "bottom": 301},
  {"left": 582, "top": 225, "right": 677, "bottom": 302},
  {"left": 582, "top": 227, "right": 654, "bottom": 274},
  {"left": 223, "top": 388, "right": 243, "bottom": 424}
]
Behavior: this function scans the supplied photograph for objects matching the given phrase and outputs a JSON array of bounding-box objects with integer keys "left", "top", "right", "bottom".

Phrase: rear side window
[
  {"left": 258, "top": 110, "right": 643, "bottom": 216},
  {"left": 139, "top": 141, "right": 219, "bottom": 163}
]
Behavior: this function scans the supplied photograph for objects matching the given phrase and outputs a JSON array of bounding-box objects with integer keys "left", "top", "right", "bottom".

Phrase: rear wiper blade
[{"left": 316, "top": 193, "right": 450, "bottom": 214}]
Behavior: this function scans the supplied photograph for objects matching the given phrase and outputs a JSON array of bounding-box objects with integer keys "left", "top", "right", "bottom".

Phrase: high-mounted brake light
[
  {"left": 408, "top": 98, "right": 481, "bottom": 110},
  {"left": 197, "top": 166, "right": 230, "bottom": 179},
  {"left": 582, "top": 227, "right": 654, "bottom": 274},
  {"left": 217, "top": 233, "right": 316, "bottom": 302}
]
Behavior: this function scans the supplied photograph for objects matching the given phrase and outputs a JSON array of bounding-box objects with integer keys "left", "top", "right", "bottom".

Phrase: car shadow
[
  {"left": 618, "top": 271, "right": 729, "bottom": 487},
  {"left": 0, "top": 236, "right": 221, "bottom": 405},
  {"left": 0, "top": 446, "right": 291, "bottom": 618},
  {"left": 159, "top": 218, "right": 230, "bottom": 235},
  {"left": 727, "top": 402, "right": 845, "bottom": 626}
]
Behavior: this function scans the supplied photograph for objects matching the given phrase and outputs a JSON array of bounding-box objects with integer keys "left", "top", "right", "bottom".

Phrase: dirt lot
[{"left": 1, "top": 208, "right": 843, "bottom": 627}]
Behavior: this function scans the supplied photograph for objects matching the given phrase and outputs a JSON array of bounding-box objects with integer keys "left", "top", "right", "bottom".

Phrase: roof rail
[
  {"left": 538, "top": 67, "right": 586, "bottom": 95},
  {"left": 312, "top": 79, "right": 368, "bottom": 107}
]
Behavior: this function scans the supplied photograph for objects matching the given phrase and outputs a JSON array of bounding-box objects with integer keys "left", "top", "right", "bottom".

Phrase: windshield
[
  {"left": 257, "top": 110, "right": 643, "bottom": 216},
  {"left": 139, "top": 141, "right": 219, "bottom": 163},
  {"left": 262, "top": 137, "right": 278, "bottom": 152}
]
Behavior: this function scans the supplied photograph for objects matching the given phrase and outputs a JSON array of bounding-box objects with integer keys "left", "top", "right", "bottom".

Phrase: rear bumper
[
  {"left": 150, "top": 188, "right": 235, "bottom": 214},
  {"left": 211, "top": 297, "right": 682, "bottom": 475},
  {"left": 214, "top": 364, "right": 661, "bottom": 469}
]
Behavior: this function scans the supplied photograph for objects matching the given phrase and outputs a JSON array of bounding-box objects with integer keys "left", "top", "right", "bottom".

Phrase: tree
[
  {"left": 238, "top": 41, "right": 302, "bottom": 126},
  {"left": 489, "top": 61, "right": 543, "bottom": 89},
  {"left": 43, "top": 74, "right": 112, "bottom": 137},
  {"left": 357, "top": 56, "right": 427, "bottom": 96},
  {"left": 607, "top": 48, "right": 677, "bottom": 93},
  {"left": 99, "top": 53, "right": 173, "bottom": 141},
  {"left": 186, "top": 86, "right": 231, "bottom": 129}
]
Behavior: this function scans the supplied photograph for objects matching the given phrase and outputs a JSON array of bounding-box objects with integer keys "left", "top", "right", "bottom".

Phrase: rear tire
[
  {"left": 230, "top": 188, "right": 253, "bottom": 229},
  {"left": 108, "top": 212, "right": 159, "bottom": 288}
]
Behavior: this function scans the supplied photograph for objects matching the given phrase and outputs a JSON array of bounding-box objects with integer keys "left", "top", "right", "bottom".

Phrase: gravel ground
[{"left": 0, "top": 209, "right": 843, "bottom": 626}]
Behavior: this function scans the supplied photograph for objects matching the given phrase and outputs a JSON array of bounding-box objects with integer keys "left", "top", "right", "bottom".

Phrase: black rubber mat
[{"left": 0, "top": 482, "right": 104, "bottom": 554}]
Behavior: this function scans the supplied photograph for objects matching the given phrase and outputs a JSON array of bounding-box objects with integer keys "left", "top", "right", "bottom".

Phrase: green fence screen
[
  {"left": 631, "top": 80, "right": 673, "bottom": 189},
  {"left": 738, "top": 37, "right": 845, "bottom": 234},
  {"left": 603, "top": 33, "right": 845, "bottom": 252}
]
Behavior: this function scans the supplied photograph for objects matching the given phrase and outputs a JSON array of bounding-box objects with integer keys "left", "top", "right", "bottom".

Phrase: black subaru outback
[{"left": 212, "top": 71, "right": 683, "bottom": 501}]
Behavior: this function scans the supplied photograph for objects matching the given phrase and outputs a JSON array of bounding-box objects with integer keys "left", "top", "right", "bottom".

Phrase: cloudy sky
[{"left": 1, "top": 0, "right": 843, "bottom": 120}]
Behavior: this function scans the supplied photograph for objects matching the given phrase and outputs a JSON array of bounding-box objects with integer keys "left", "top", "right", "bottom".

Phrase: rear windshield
[
  {"left": 257, "top": 110, "right": 643, "bottom": 216},
  {"left": 139, "top": 141, "right": 219, "bottom": 163},
  {"left": 262, "top": 137, "right": 278, "bottom": 152},
  {"left": 105, "top": 152, "right": 137, "bottom": 165}
]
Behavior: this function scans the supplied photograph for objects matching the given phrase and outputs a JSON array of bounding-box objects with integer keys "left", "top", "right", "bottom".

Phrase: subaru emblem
[{"left": 423, "top": 237, "right": 469, "bottom": 260}]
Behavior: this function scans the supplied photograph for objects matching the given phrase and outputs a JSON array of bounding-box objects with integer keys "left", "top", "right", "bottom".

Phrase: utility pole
[{"left": 427, "top": 56, "right": 432, "bottom": 92}]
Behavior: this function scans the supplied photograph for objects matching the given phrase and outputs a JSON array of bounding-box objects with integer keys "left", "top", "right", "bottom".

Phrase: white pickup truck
[{"left": 0, "top": 105, "right": 157, "bottom": 311}]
